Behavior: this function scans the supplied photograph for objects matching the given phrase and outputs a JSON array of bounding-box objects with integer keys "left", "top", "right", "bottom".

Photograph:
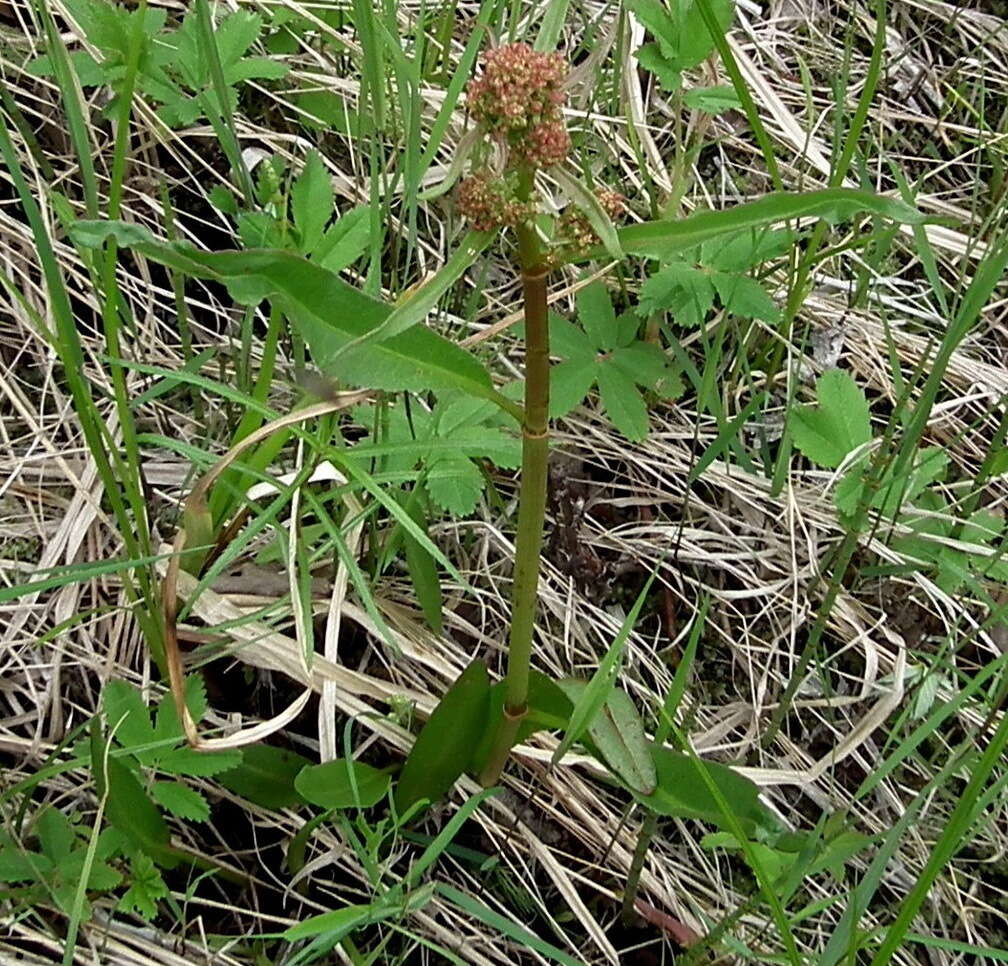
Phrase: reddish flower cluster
[
  {"left": 552, "top": 185, "right": 628, "bottom": 261},
  {"left": 456, "top": 172, "right": 535, "bottom": 232},
  {"left": 466, "top": 42, "right": 570, "bottom": 169},
  {"left": 596, "top": 188, "right": 626, "bottom": 220}
]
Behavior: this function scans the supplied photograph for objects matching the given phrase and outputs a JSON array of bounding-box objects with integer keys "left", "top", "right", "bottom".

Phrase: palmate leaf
[
  {"left": 348, "top": 396, "right": 520, "bottom": 515},
  {"left": 790, "top": 370, "right": 871, "bottom": 469},
  {"left": 72, "top": 222, "right": 517, "bottom": 419},
  {"left": 119, "top": 854, "right": 169, "bottom": 921},
  {"left": 550, "top": 285, "right": 679, "bottom": 434},
  {"left": 625, "top": 0, "right": 734, "bottom": 79}
]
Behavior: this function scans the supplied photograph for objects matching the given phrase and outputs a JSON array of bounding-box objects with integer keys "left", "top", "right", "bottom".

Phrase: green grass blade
[
  {"left": 534, "top": 0, "right": 570, "bottom": 52},
  {"left": 551, "top": 567, "right": 659, "bottom": 766},
  {"left": 436, "top": 883, "right": 582, "bottom": 966},
  {"left": 868, "top": 708, "right": 1008, "bottom": 965}
]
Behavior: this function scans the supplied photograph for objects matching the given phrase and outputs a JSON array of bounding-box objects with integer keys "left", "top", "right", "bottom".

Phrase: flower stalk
[
  {"left": 456, "top": 42, "right": 622, "bottom": 785},
  {"left": 478, "top": 219, "right": 550, "bottom": 786}
]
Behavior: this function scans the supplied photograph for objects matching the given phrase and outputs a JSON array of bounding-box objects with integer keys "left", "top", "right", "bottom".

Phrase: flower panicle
[
  {"left": 466, "top": 42, "right": 570, "bottom": 171},
  {"left": 456, "top": 172, "right": 536, "bottom": 232}
]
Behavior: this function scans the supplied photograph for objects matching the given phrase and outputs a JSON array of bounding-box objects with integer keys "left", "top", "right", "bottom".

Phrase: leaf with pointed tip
[
  {"left": 638, "top": 743, "right": 770, "bottom": 836},
  {"left": 291, "top": 150, "right": 332, "bottom": 254},
  {"left": 102, "top": 757, "right": 177, "bottom": 868},
  {"left": 610, "top": 189, "right": 926, "bottom": 261},
  {"left": 70, "top": 221, "right": 518, "bottom": 419},
  {"left": 576, "top": 280, "right": 618, "bottom": 351},
  {"left": 401, "top": 494, "right": 444, "bottom": 634},
  {"left": 684, "top": 85, "right": 742, "bottom": 114},
  {"left": 712, "top": 271, "right": 780, "bottom": 322},
  {"left": 549, "top": 358, "right": 599, "bottom": 419},
  {"left": 557, "top": 681, "right": 656, "bottom": 795},
  {"left": 103, "top": 680, "right": 155, "bottom": 752},
  {"left": 552, "top": 572, "right": 656, "bottom": 766},
  {"left": 396, "top": 660, "right": 491, "bottom": 813},
  {"left": 554, "top": 167, "right": 622, "bottom": 260},
  {"left": 597, "top": 364, "right": 650, "bottom": 441},
  {"left": 314, "top": 205, "right": 370, "bottom": 273}
]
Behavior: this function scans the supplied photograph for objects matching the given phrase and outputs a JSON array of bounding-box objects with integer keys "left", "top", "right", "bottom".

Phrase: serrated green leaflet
[{"left": 790, "top": 369, "right": 871, "bottom": 469}]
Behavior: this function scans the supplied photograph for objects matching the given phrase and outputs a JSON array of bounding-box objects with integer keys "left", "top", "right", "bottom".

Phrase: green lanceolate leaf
[
  {"left": 70, "top": 221, "right": 520, "bottom": 421},
  {"left": 576, "top": 280, "right": 618, "bottom": 351},
  {"left": 283, "top": 884, "right": 435, "bottom": 941},
  {"left": 332, "top": 229, "right": 493, "bottom": 355},
  {"left": 556, "top": 681, "right": 656, "bottom": 795},
  {"left": 217, "top": 744, "right": 311, "bottom": 809},
  {"left": 395, "top": 659, "right": 492, "bottom": 813},
  {"left": 101, "top": 757, "right": 177, "bottom": 868},
  {"left": 639, "top": 744, "right": 770, "bottom": 836},
  {"left": 790, "top": 369, "right": 871, "bottom": 469},
  {"left": 401, "top": 493, "right": 444, "bottom": 634},
  {"left": 684, "top": 84, "right": 742, "bottom": 114},
  {"left": 611, "top": 188, "right": 926, "bottom": 260},
  {"left": 294, "top": 759, "right": 391, "bottom": 810}
]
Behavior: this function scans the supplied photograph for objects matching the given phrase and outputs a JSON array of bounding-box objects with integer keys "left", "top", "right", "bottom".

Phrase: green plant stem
[
  {"left": 621, "top": 811, "right": 656, "bottom": 923},
  {"left": 478, "top": 220, "right": 549, "bottom": 787}
]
